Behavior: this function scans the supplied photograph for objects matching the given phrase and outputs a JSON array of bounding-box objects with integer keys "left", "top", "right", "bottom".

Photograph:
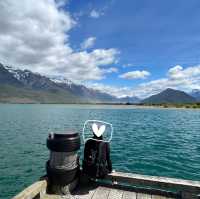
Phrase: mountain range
[
  {"left": 0, "top": 63, "right": 140, "bottom": 104},
  {"left": 0, "top": 63, "right": 199, "bottom": 104},
  {"left": 142, "top": 88, "right": 197, "bottom": 104},
  {"left": 190, "top": 89, "right": 200, "bottom": 102}
]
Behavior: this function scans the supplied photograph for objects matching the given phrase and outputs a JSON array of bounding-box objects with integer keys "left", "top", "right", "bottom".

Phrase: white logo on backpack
[{"left": 92, "top": 123, "right": 106, "bottom": 137}]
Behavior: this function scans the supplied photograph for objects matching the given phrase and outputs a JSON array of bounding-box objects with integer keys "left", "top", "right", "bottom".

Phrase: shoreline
[{"left": 0, "top": 103, "right": 200, "bottom": 110}]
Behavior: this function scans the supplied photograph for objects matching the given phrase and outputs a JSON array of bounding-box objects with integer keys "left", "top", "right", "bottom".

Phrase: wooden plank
[
  {"left": 106, "top": 172, "right": 200, "bottom": 193},
  {"left": 43, "top": 193, "right": 94, "bottom": 199},
  {"left": 108, "top": 189, "right": 124, "bottom": 199},
  {"left": 137, "top": 193, "right": 151, "bottom": 199},
  {"left": 42, "top": 194, "right": 60, "bottom": 199},
  {"left": 72, "top": 185, "right": 97, "bottom": 199},
  {"left": 92, "top": 186, "right": 110, "bottom": 199},
  {"left": 122, "top": 190, "right": 137, "bottom": 199},
  {"left": 12, "top": 180, "right": 47, "bottom": 199},
  {"left": 151, "top": 196, "right": 162, "bottom": 199},
  {"left": 151, "top": 195, "right": 173, "bottom": 199},
  {"left": 181, "top": 191, "right": 199, "bottom": 199}
]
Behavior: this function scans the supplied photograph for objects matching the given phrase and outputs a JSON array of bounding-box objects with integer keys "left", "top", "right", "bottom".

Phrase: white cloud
[
  {"left": 119, "top": 70, "right": 150, "bottom": 80},
  {"left": 62, "top": 49, "right": 119, "bottom": 81},
  {"left": 0, "top": 0, "right": 119, "bottom": 82},
  {"left": 89, "top": 10, "right": 103, "bottom": 18},
  {"left": 122, "top": 63, "right": 133, "bottom": 68},
  {"left": 86, "top": 83, "right": 133, "bottom": 98},
  {"left": 103, "top": 67, "right": 118, "bottom": 73},
  {"left": 132, "top": 65, "right": 200, "bottom": 98},
  {"left": 87, "top": 65, "right": 200, "bottom": 98},
  {"left": 81, "top": 37, "right": 96, "bottom": 49},
  {"left": 168, "top": 65, "right": 200, "bottom": 80},
  {"left": 168, "top": 65, "right": 184, "bottom": 79}
]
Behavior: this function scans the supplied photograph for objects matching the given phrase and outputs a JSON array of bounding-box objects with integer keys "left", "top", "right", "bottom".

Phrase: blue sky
[
  {"left": 68, "top": 0, "right": 200, "bottom": 82},
  {"left": 67, "top": 0, "right": 200, "bottom": 97},
  {"left": 1, "top": 0, "right": 200, "bottom": 97}
]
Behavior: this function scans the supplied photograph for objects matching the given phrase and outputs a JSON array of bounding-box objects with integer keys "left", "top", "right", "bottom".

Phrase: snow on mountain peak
[
  {"left": 50, "top": 76, "right": 73, "bottom": 86},
  {"left": 4, "top": 65, "right": 22, "bottom": 81}
]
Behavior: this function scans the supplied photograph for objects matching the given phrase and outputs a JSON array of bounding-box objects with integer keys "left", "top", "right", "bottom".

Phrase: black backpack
[{"left": 83, "top": 142, "right": 109, "bottom": 178}]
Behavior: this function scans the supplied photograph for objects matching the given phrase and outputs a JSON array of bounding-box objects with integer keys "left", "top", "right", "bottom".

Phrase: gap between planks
[
  {"left": 42, "top": 186, "right": 175, "bottom": 199},
  {"left": 92, "top": 186, "right": 175, "bottom": 199}
]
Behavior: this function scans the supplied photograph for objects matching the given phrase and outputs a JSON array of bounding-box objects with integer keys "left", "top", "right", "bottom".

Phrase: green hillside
[{"left": 0, "top": 85, "right": 81, "bottom": 104}]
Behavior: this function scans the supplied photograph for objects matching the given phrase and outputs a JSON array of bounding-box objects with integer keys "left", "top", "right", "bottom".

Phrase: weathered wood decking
[
  {"left": 13, "top": 171, "right": 200, "bottom": 199},
  {"left": 43, "top": 184, "right": 175, "bottom": 199}
]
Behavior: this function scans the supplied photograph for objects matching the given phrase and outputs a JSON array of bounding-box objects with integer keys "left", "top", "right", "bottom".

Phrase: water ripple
[{"left": 0, "top": 105, "right": 200, "bottom": 199}]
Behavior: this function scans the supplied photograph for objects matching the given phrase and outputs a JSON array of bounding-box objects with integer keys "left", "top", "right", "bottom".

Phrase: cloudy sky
[{"left": 1, "top": 0, "right": 200, "bottom": 98}]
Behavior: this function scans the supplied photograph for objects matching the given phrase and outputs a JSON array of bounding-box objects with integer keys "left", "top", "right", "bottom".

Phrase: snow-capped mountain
[
  {"left": 0, "top": 63, "right": 22, "bottom": 86},
  {"left": 0, "top": 63, "right": 140, "bottom": 103},
  {"left": 50, "top": 76, "right": 73, "bottom": 87},
  {"left": 3, "top": 65, "right": 62, "bottom": 91}
]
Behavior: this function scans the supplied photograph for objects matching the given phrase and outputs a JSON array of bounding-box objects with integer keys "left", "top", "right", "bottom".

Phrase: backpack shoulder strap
[{"left": 97, "top": 142, "right": 104, "bottom": 163}]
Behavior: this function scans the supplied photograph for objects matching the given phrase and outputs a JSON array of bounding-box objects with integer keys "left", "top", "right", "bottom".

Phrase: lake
[{"left": 0, "top": 104, "right": 200, "bottom": 199}]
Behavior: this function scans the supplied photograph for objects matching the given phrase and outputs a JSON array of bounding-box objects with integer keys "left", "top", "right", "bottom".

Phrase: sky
[{"left": 0, "top": 0, "right": 200, "bottom": 98}]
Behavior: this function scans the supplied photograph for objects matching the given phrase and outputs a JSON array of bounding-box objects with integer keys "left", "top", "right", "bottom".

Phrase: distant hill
[
  {"left": 190, "top": 89, "right": 200, "bottom": 102},
  {"left": 116, "top": 96, "right": 140, "bottom": 104},
  {"left": 0, "top": 63, "right": 139, "bottom": 104},
  {"left": 142, "top": 88, "right": 196, "bottom": 104}
]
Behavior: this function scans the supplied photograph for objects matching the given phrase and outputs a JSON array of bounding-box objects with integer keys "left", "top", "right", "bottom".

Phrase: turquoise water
[{"left": 0, "top": 104, "right": 200, "bottom": 198}]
